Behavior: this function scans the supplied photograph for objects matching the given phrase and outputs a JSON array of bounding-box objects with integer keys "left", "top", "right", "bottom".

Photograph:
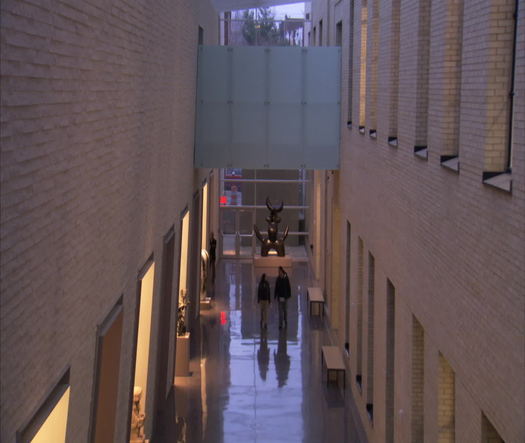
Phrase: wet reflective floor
[{"left": 156, "top": 261, "right": 366, "bottom": 443}]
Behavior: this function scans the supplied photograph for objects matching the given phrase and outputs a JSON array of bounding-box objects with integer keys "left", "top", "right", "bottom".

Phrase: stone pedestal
[
  {"left": 175, "top": 333, "right": 190, "bottom": 377},
  {"left": 253, "top": 255, "right": 292, "bottom": 278}
]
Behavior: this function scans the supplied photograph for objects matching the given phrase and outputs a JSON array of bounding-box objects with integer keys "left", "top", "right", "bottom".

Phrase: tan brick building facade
[
  {"left": 309, "top": 0, "right": 524, "bottom": 441},
  {"left": 1, "top": 1, "right": 217, "bottom": 441}
]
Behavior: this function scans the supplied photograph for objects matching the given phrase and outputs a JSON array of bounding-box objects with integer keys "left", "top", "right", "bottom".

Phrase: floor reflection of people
[
  {"left": 274, "top": 329, "right": 290, "bottom": 388},
  {"left": 257, "top": 329, "right": 270, "bottom": 381}
]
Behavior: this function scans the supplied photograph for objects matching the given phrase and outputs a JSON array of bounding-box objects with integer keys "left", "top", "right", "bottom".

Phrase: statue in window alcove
[{"left": 254, "top": 198, "right": 289, "bottom": 257}]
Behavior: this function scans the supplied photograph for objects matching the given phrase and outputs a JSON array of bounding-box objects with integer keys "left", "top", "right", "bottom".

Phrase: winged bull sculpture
[{"left": 254, "top": 197, "right": 289, "bottom": 257}]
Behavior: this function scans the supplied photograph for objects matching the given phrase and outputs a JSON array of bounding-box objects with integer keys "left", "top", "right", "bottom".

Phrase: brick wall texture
[
  {"left": 311, "top": 0, "right": 525, "bottom": 442},
  {"left": 0, "top": 0, "right": 217, "bottom": 441}
]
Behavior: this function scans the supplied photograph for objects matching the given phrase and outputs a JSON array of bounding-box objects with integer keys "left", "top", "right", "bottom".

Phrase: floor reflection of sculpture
[
  {"left": 257, "top": 329, "right": 270, "bottom": 381},
  {"left": 274, "top": 329, "right": 290, "bottom": 388},
  {"left": 177, "top": 290, "right": 189, "bottom": 336},
  {"left": 130, "top": 387, "right": 145, "bottom": 442},
  {"left": 200, "top": 249, "right": 209, "bottom": 296},
  {"left": 254, "top": 198, "right": 289, "bottom": 257}
]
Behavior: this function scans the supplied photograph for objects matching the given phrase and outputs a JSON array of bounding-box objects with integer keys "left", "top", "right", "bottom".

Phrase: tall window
[
  {"left": 481, "top": 413, "right": 504, "bottom": 443},
  {"left": 367, "top": 0, "right": 380, "bottom": 138},
  {"left": 411, "top": 316, "right": 424, "bottom": 442},
  {"left": 336, "top": 21, "right": 342, "bottom": 46},
  {"left": 18, "top": 370, "right": 70, "bottom": 442},
  {"left": 366, "top": 252, "right": 375, "bottom": 420},
  {"left": 388, "top": 0, "right": 401, "bottom": 146},
  {"left": 413, "top": 0, "right": 432, "bottom": 158},
  {"left": 347, "top": 1, "right": 355, "bottom": 128},
  {"left": 319, "top": 19, "right": 323, "bottom": 46},
  {"left": 439, "top": 0, "right": 464, "bottom": 170},
  {"left": 482, "top": 0, "right": 518, "bottom": 190},
  {"left": 356, "top": 237, "right": 364, "bottom": 388},
  {"left": 345, "top": 221, "right": 352, "bottom": 353},
  {"left": 438, "top": 353, "right": 455, "bottom": 442},
  {"left": 359, "top": 1, "right": 368, "bottom": 131},
  {"left": 385, "top": 280, "right": 396, "bottom": 442}
]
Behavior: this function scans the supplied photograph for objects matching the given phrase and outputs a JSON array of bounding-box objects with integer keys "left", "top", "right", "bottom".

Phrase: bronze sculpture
[{"left": 254, "top": 198, "right": 289, "bottom": 257}]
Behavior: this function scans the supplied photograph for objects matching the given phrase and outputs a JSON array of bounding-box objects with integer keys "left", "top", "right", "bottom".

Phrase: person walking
[
  {"left": 274, "top": 266, "right": 291, "bottom": 329},
  {"left": 209, "top": 232, "right": 217, "bottom": 282},
  {"left": 257, "top": 273, "right": 271, "bottom": 328}
]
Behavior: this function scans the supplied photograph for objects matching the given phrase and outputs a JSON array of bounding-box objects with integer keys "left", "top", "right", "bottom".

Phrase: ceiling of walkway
[{"left": 211, "top": 0, "right": 304, "bottom": 12}]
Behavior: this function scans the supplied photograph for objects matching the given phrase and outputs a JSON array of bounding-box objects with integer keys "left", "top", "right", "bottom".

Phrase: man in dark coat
[
  {"left": 209, "top": 232, "right": 217, "bottom": 282},
  {"left": 274, "top": 266, "right": 291, "bottom": 329},
  {"left": 257, "top": 273, "right": 271, "bottom": 328}
]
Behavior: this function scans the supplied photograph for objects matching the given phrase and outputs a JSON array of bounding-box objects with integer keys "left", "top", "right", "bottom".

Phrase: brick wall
[
  {"left": 311, "top": 0, "right": 525, "bottom": 441},
  {"left": 0, "top": 0, "right": 218, "bottom": 441}
]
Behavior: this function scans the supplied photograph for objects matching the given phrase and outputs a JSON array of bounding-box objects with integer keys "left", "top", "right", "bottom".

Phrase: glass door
[
  {"left": 238, "top": 210, "right": 254, "bottom": 257},
  {"left": 220, "top": 209, "right": 254, "bottom": 257},
  {"left": 220, "top": 209, "right": 236, "bottom": 256}
]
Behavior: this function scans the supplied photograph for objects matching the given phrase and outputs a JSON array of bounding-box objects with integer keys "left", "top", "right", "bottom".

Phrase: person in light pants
[{"left": 274, "top": 266, "right": 291, "bottom": 329}]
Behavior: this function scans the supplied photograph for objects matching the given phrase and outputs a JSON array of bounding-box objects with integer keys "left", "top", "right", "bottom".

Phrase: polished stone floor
[{"left": 157, "top": 260, "right": 366, "bottom": 443}]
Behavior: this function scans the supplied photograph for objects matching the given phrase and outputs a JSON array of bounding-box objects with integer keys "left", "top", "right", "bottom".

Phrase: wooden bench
[
  {"left": 321, "top": 345, "right": 346, "bottom": 388},
  {"left": 307, "top": 287, "right": 324, "bottom": 317}
]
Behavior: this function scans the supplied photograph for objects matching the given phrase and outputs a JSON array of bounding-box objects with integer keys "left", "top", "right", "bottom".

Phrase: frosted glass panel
[
  {"left": 232, "top": 47, "right": 266, "bottom": 103},
  {"left": 305, "top": 48, "right": 341, "bottom": 104},
  {"left": 269, "top": 48, "right": 302, "bottom": 103},
  {"left": 198, "top": 47, "right": 229, "bottom": 103},
  {"left": 195, "top": 46, "right": 341, "bottom": 169}
]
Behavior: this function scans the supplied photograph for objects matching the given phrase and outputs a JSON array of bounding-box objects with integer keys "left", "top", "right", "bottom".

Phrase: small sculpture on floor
[
  {"left": 130, "top": 386, "right": 145, "bottom": 442},
  {"left": 177, "top": 289, "right": 190, "bottom": 336},
  {"left": 254, "top": 197, "right": 289, "bottom": 257}
]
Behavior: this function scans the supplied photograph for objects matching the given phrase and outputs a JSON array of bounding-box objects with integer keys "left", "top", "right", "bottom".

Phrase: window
[
  {"left": 482, "top": 0, "right": 517, "bottom": 192},
  {"left": 359, "top": 2, "right": 368, "bottom": 131},
  {"left": 131, "top": 259, "right": 156, "bottom": 440},
  {"left": 366, "top": 252, "right": 375, "bottom": 420},
  {"left": 347, "top": 1, "right": 355, "bottom": 128},
  {"left": 388, "top": 0, "right": 401, "bottom": 147},
  {"left": 481, "top": 413, "right": 504, "bottom": 443},
  {"left": 17, "top": 369, "right": 70, "bottom": 443},
  {"left": 319, "top": 19, "right": 323, "bottom": 46},
  {"left": 336, "top": 21, "right": 342, "bottom": 46},
  {"left": 411, "top": 316, "right": 424, "bottom": 442},
  {"left": 413, "top": 0, "right": 432, "bottom": 159},
  {"left": 344, "top": 221, "right": 352, "bottom": 354},
  {"left": 356, "top": 237, "right": 364, "bottom": 388},
  {"left": 385, "top": 280, "right": 395, "bottom": 442},
  {"left": 438, "top": 353, "right": 455, "bottom": 442},
  {"left": 198, "top": 26, "right": 204, "bottom": 45},
  {"left": 89, "top": 299, "right": 124, "bottom": 442},
  {"left": 438, "top": 0, "right": 464, "bottom": 171},
  {"left": 367, "top": 0, "right": 380, "bottom": 138}
]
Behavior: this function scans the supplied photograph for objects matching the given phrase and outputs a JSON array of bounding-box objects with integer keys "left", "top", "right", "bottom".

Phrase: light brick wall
[
  {"left": 0, "top": 0, "right": 217, "bottom": 441},
  {"left": 311, "top": 0, "right": 525, "bottom": 442}
]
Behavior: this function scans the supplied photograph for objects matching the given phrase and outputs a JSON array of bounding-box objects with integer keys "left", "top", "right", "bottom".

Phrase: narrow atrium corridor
[{"left": 156, "top": 261, "right": 367, "bottom": 443}]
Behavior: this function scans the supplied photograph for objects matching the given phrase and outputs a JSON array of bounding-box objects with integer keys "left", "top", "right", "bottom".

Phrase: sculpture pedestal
[
  {"left": 253, "top": 255, "right": 292, "bottom": 278},
  {"left": 175, "top": 333, "right": 190, "bottom": 377}
]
